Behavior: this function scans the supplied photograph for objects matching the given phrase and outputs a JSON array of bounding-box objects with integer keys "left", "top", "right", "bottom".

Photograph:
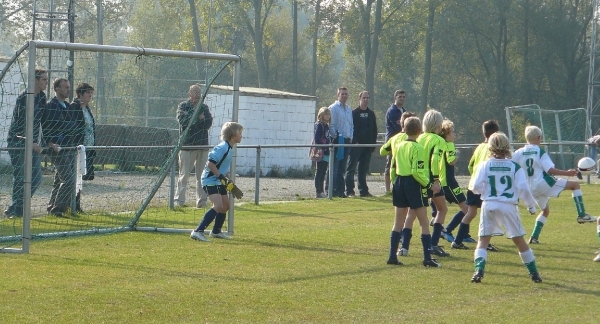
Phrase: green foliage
[{"left": 2, "top": 193, "right": 600, "bottom": 321}]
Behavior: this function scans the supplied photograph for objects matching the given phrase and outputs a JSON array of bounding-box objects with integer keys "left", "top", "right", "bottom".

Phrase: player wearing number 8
[
  {"left": 470, "top": 132, "right": 541, "bottom": 283},
  {"left": 512, "top": 126, "right": 596, "bottom": 246},
  {"left": 190, "top": 122, "right": 244, "bottom": 242}
]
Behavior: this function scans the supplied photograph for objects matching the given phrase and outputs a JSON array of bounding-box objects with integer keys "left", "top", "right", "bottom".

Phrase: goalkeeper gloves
[{"left": 218, "top": 174, "right": 234, "bottom": 191}]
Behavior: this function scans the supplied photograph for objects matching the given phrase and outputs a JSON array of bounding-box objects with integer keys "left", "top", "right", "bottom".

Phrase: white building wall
[{"left": 204, "top": 87, "right": 316, "bottom": 175}]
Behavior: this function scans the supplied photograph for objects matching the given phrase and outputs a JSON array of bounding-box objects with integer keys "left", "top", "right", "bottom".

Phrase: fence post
[{"left": 255, "top": 146, "right": 261, "bottom": 205}]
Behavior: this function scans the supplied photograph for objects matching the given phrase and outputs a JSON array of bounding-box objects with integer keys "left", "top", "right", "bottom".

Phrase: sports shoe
[
  {"left": 530, "top": 271, "right": 543, "bottom": 283},
  {"left": 210, "top": 231, "right": 232, "bottom": 240},
  {"left": 196, "top": 201, "right": 207, "bottom": 208},
  {"left": 451, "top": 242, "right": 469, "bottom": 250},
  {"left": 387, "top": 258, "right": 403, "bottom": 265},
  {"left": 397, "top": 248, "right": 409, "bottom": 256},
  {"left": 422, "top": 258, "right": 441, "bottom": 268},
  {"left": 529, "top": 237, "right": 540, "bottom": 244},
  {"left": 360, "top": 192, "right": 373, "bottom": 197},
  {"left": 431, "top": 245, "right": 450, "bottom": 257},
  {"left": 486, "top": 243, "right": 499, "bottom": 252},
  {"left": 190, "top": 230, "right": 210, "bottom": 242},
  {"left": 463, "top": 236, "right": 477, "bottom": 243},
  {"left": 441, "top": 230, "right": 454, "bottom": 243},
  {"left": 316, "top": 192, "right": 327, "bottom": 199},
  {"left": 594, "top": 254, "right": 600, "bottom": 262},
  {"left": 471, "top": 269, "right": 484, "bottom": 283},
  {"left": 577, "top": 214, "right": 596, "bottom": 224},
  {"left": 346, "top": 192, "right": 356, "bottom": 198}
]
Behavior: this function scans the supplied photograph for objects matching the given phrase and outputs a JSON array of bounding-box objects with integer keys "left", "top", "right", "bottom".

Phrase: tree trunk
[
  {"left": 311, "top": 0, "right": 322, "bottom": 96},
  {"left": 253, "top": 0, "right": 268, "bottom": 88},
  {"left": 420, "top": 1, "right": 435, "bottom": 115},
  {"left": 188, "top": 0, "right": 203, "bottom": 52}
]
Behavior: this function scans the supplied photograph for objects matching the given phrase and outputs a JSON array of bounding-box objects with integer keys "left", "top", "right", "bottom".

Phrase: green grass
[{"left": 2, "top": 185, "right": 600, "bottom": 323}]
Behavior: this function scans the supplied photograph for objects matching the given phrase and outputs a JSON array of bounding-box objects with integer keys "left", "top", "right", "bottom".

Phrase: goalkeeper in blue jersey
[{"left": 190, "top": 122, "right": 244, "bottom": 242}]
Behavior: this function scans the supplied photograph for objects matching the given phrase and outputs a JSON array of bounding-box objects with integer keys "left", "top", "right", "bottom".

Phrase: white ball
[{"left": 577, "top": 157, "right": 597, "bottom": 175}]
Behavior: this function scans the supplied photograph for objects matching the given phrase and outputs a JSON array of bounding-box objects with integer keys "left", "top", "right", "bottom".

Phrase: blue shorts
[
  {"left": 466, "top": 190, "right": 482, "bottom": 208},
  {"left": 393, "top": 176, "right": 428, "bottom": 209},
  {"left": 443, "top": 185, "right": 466, "bottom": 204},
  {"left": 427, "top": 186, "right": 445, "bottom": 199},
  {"left": 203, "top": 185, "right": 228, "bottom": 196}
]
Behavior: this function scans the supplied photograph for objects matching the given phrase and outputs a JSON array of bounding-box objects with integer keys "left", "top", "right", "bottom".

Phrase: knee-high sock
[
  {"left": 212, "top": 213, "right": 227, "bottom": 233},
  {"left": 454, "top": 223, "right": 470, "bottom": 245},
  {"left": 519, "top": 249, "right": 538, "bottom": 274},
  {"left": 195, "top": 208, "right": 218, "bottom": 232},
  {"left": 389, "top": 231, "right": 402, "bottom": 259},
  {"left": 531, "top": 213, "right": 546, "bottom": 239},
  {"left": 421, "top": 234, "right": 432, "bottom": 261},
  {"left": 474, "top": 248, "right": 487, "bottom": 272},
  {"left": 431, "top": 223, "right": 443, "bottom": 246},
  {"left": 446, "top": 211, "right": 465, "bottom": 233},
  {"left": 573, "top": 189, "right": 586, "bottom": 217},
  {"left": 401, "top": 228, "right": 413, "bottom": 250}
]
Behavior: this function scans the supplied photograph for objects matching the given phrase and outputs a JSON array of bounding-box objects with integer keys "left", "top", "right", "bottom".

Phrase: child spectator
[
  {"left": 314, "top": 107, "right": 332, "bottom": 198},
  {"left": 470, "top": 132, "right": 541, "bottom": 283}
]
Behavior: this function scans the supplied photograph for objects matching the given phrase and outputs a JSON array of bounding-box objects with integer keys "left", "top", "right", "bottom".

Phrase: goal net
[
  {"left": 505, "top": 104, "right": 588, "bottom": 170},
  {"left": 0, "top": 41, "right": 240, "bottom": 252}
]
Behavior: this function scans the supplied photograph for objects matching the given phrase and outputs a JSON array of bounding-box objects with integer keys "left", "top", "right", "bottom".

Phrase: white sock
[
  {"left": 536, "top": 214, "right": 547, "bottom": 224},
  {"left": 572, "top": 189, "right": 582, "bottom": 198},
  {"left": 519, "top": 249, "right": 535, "bottom": 264}
]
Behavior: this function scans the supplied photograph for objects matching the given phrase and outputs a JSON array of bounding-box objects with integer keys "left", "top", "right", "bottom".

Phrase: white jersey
[
  {"left": 472, "top": 158, "right": 536, "bottom": 208},
  {"left": 512, "top": 144, "right": 556, "bottom": 191}
]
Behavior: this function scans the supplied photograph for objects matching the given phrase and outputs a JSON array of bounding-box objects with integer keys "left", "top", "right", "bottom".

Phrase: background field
[{"left": 1, "top": 184, "right": 600, "bottom": 323}]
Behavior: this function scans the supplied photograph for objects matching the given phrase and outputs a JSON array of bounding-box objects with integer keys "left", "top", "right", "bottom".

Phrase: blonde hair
[
  {"left": 317, "top": 107, "right": 331, "bottom": 123},
  {"left": 525, "top": 125, "right": 543, "bottom": 142},
  {"left": 439, "top": 119, "right": 454, "bottom": 139},
  {"left": 221, "top": 122, "right": 244, "bottom": 141},
  {"left": 404, "top": 117, "right": 422, "bottom": 136},
  {"left": 488, "top": 132, "right": 512, "bottom": 159},
  {"left": 422, "top": 109, "right": 443, "bottom": 133}
]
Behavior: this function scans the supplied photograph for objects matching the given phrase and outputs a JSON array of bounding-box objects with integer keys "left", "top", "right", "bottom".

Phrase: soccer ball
[{"left": 577, "top": 157, "right": 597, "bottom": 175}]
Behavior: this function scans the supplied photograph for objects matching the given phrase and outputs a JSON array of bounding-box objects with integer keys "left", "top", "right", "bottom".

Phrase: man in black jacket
[
  {"left": 42, "top": 78, "right": 78, "bottom": 216},
  {"left": 175, "top": 84, "right": 213, "bottom": 208},
  {"left": 345, "top": 91, "right": 378, "bottom": 197}
]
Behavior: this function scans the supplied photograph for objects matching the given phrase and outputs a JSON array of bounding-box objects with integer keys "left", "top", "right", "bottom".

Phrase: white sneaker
[
  {"left": 594, "top": 254, "right": 600, "bottom": 262},
  {"left": 196, "top": 201, "right": 207, "bottom": 208},
  {"left": 577, "top": 214, "right": 597, "bottom": 224},
  {"left": 210, "top": 231, "right": 232, "bottom": 240},
  {"left": 397, "top": 248, "right": 409, "bottom": 257},
  {"left": 190, "top": 230, "right": 210, "bottom": 242}
]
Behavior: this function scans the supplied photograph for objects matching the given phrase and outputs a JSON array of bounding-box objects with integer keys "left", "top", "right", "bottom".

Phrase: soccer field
[{"left": 1, "top": 187, "right": 599, "bottom": 323}]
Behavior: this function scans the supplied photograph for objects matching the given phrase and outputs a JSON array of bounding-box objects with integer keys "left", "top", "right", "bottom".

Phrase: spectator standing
[
  {"left": 384, "top": 90, "right": 407, "bottom": 193},
  {"left": 345, "top": 91, "right": 377, "bottom": 197},
  {"left": 313, "top": 107, "right": 332, "bottom": 198},
  {"left": 586, "top": 133, "right": 600, "bottom": 162},
  {"left": 175, "top": 84, "right": 212, "bottom": 208},
  {"left": 4, "top": 68, "right": 48, "bottom": 218},
  {"left": 42, "top": 78, "right": 78, "bottom": 217},
  {"left": 328, "top": 87, "right": 353, "bottom": 198},
  {"left": 72, "top": 82, "right": 96, "bottom": 213}
]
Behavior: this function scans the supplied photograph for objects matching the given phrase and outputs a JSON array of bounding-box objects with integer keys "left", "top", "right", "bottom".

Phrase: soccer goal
[
  {"left": 505, "top": 104, "right": 589, "bottom": 170},
  {"left": 0, "top": 40, "right": 240, "bottom": 253}
]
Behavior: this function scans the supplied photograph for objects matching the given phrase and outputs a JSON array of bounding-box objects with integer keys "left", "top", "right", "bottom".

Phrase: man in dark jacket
[
  {"left": 42, "top": 78, "right": 78, "bottom": 216},
  {"left": 4, "top": 68, "right": 48, "bottom": 218},
  {"left": 345, "top": 91, "right": 378, "bottom": 197},
  {"left": 175, "top": 84, "right": 213, "bottom": 208},
  {"left": 384, "top": 90, "right": 406, "bottom": 193}
]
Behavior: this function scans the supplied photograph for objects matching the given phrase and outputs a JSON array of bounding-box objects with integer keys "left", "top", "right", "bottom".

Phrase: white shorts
[
  {"left": 531, "top": 178, "right": 567, "bottom": 209},
  {"left": 478, "top": 201, "right": 527, "bottom": 239}
]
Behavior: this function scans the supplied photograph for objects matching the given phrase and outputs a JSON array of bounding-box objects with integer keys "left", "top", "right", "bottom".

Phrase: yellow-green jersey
[
  {"left": 438, "top": 142, "right": 457, "bottom": 186},
  {"left": 394, "top": 139, "right": 432, "bottom": 189},
  {"left": 380, "top": 132, "right": 408, "bottom": 183},
  {"left": 417, "top": 132, "right": 446, "bottom": 184},
  {"left": 467, "top": 142, "right": 490, "bottom": 190}
]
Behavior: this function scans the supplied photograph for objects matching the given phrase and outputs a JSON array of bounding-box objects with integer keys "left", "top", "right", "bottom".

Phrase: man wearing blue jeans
[
  {"left": 328, "top": 87, "right": 353, "bottom": 198},
  {"left": 5, "top": 69, "right": 48, "bottom": 218}
]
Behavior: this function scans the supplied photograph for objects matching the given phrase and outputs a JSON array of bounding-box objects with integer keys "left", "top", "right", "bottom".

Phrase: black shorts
[
  {"left": 427, "top": 186, "right": 445, "bottom": 199},
  {"left": 465, "top": 190, "right": 482, "bottom": 207},
  {"left": 443, "top": 185, "right": 466, "bottom": 204},
  {"left": 393, "top": 176, "right": 428, "bottom": 209},
  {"left": 203, "top": 185, "right": 228, "bottom": 196}
]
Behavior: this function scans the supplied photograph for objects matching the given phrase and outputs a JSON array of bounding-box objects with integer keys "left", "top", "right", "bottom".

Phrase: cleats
[
  {"left": 210, "top": 231, "right": 232, "bottom": 240},
  {"left": 594, "top": 254, "right": 600, "bottom": 262},
  {"left": 451, "top": 242, "right": 469, "bottom": 250},
  {"left": 190, "top": 230, "right": 210, "bottom": 242},
  {"left": 529, "top": 237, "right": 540, "bottom": 244},
  {"left": 486, "top": 243, "right": 499, "bottom": 252},
  {"left": 463, "top": 236, "right": 477, "bottom": 243},
  {"left": 422, "top": 258, "right": 441, "bottom": 268},
  {"left": 441, "top": 230, "right": 455, "bottom": 243},
  {"left": 397, "top": 248, "right": 409, "bottom": 257},
  {"left": 431, "top": 245, "right": 450, "bottom": 257},
  {"left": 577, "top": 214, "right": 597, "bottom": 224},
  {"left": 387, "top": 258, "right": 403, "bottom": 265},
  {"left": 471, "top": 269, "right": 484, "bottom": 283},
  {"left": 530, "top": 271, "right": 543, "bottom": 283}
]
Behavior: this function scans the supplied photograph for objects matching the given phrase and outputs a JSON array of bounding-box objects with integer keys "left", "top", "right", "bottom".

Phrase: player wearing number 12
[
  {"left": 190, "top": 122, "right": 244, "bottom": 242},
  {"left": 470, "top": 132, "right": 541, "bottom": 283},
  {"left": 512, "top": 126, "right": 596, "bottom": 246}
]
